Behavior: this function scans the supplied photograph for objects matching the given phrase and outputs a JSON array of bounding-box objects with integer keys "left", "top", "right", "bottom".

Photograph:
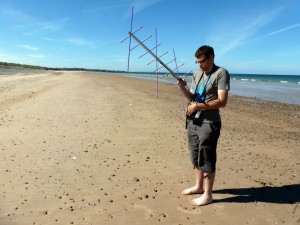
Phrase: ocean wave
[{"left": 280, "top": 81, "right": 288, "bottom": 83}]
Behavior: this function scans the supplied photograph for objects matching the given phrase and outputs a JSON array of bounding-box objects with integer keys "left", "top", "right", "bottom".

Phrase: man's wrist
[{"left": 196, "top": 102, "right": 207, "bottom": 110}]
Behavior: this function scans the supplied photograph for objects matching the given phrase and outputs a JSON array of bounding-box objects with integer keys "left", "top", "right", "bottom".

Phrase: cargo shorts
[{"left": 186, "top": 120, "right": 221, "bottom": 173}]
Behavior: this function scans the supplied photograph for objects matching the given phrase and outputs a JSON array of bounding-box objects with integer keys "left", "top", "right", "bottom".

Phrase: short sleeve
[{"left": 217, "top": 68, "right": 230, "bottom": 91}]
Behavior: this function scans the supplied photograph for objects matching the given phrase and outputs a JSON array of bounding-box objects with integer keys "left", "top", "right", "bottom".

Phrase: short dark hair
[{"left": 195, "top": 45, "right": 214, "bottom": 59}]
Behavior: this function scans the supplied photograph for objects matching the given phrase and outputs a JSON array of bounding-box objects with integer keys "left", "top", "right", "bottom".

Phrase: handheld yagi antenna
[
  {"left": 121, "top": 7, "right": 186, "bottom": 82},
  {"left": 121, "top": 6, "right": 192, "bottom": 117}
]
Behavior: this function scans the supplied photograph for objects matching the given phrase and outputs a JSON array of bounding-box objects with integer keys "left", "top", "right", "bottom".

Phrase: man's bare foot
[
  {"left": 181, "top": 186, "right": 204, "bottom": 195},
  {"left": 191, "top": 194, "right": 213, "bottom": 206}
]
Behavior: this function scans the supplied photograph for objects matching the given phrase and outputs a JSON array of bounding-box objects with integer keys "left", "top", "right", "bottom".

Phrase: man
[{"left": 178, "top": 45, "right": 230, "bottom": 206}]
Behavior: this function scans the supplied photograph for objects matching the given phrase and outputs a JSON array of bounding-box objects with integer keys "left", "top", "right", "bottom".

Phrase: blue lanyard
[{"left": 193, "top": 72, "right": 211, "bottom": 102}]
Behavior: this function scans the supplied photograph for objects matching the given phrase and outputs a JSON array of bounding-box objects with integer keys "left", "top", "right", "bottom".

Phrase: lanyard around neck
[
  {"left": 194, "top": 71, "right": 211, "bottom": 91},
  {"left": 194, "top": 71, "right": 204, "bottom": 90},
  {"left": 202, "top": 74, "right": 211, "bottom": 89},
  {"left": 194, "top": 64, "right": 215, "bottom": 90}
]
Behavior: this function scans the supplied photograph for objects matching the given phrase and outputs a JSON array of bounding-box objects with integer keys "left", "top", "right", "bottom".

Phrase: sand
[{"left": 0, "top": 71, "right": 299, "bottom": 225}]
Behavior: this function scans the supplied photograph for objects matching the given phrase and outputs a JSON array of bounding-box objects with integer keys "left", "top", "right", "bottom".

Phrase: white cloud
[
  {"left": 0, "top": 7, "right": 68, "bottom": 35},
  {"left": 67, "top": 38, "right": 94, "bottom": 47},
  {"left": 130, "top": 0, "right": 163, "bottom": 14},
  {"left": 236, "top": 22, "right": 300, "bottom": 46},
  {"left": 84, "top": 0, "right": 164, "bottom": 17},
  {"left": 22, "top": 17, "right": 69, "bottom": 35},
  {"left": 18, "top": 45, "right": 39, "bottom": 51},
  {"left": 0, "top": 52, "right": 25, "bottom": 62},
  {"left": 266, "top": 23, "right": 300, "bottom": 36},
  {"left": 0, "top": 7, "right": 33, "bottom": 23},
  {"left": 43, "top": 36, "right": 95, "bottom": 47},
  {"left": 28, "top": 54, "right": 45, "bottom": 59},
  {"left": 208, "top": 5, "right": 288, "bottom": 57}
]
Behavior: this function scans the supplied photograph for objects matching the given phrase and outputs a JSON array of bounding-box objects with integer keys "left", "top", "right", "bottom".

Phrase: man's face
[{"left": 195, "top": 54, "right": 213, "bottom": 72}]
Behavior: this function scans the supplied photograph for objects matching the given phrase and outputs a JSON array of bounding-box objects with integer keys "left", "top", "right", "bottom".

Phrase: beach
[{"left": 0, "top": 71, "right": 299, "bottom": 225}]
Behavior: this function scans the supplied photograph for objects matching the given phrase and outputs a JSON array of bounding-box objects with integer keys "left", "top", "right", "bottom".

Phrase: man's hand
[
  {"left": 177, "top": 78, "right": 194, "bottom": 101},
  {"left": 186, "top": 102, "right": 198, "bottom": 116},
  {"left": 177, "top": 78, "right": 187, "bottom": 88}
]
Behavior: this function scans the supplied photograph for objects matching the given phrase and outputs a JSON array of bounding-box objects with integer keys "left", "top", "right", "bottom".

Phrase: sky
[{"left": 0, "top": 0, "right": 300, "bottom": 75}]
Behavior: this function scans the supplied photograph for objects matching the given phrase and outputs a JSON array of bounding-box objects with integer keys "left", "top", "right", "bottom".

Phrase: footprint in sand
[
  {"left": 177, "top": 206, "right": 202, "bottom": 215},
  {"left": 213, "top": 204, "right": 224, "bottom": 211},
  {"left": 132, "top": 204, "right": 154, "bottom": 219}
]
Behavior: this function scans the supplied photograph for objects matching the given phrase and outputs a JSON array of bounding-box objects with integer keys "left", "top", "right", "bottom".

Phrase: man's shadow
[{"left": 213, "top": 184, "right": 300, "bottom": 204}]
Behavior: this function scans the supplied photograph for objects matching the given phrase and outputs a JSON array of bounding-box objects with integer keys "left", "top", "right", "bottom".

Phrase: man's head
[{"left": 195, "top": 45, "right": 215, "bottom": 72}]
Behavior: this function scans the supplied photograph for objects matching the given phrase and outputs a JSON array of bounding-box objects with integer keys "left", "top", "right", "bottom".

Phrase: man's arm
[
  {"left": 178, "top": 79, "right": 193, "bottom": 101},
  {"left": 199, "top": 90, "right": 228, "bottom": 110},
  {"left": 186, "top": 90, "right": 228, "bottom": 116}
]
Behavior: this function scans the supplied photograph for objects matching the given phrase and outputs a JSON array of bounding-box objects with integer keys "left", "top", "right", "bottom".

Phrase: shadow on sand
[{"left": 213, "top": 184, "right": 300, "bottom": 204}]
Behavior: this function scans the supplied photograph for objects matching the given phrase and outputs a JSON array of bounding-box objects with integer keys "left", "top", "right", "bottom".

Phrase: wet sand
[{"left": 0, "top": 71, "right": 299, "bottom": 225}]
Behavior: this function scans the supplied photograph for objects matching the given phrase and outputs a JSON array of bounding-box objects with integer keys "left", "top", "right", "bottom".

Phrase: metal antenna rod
[
  {"left": 173, "top": 49, "right": 186, "bottom": 116},
  {"left": 127, "top": 7, "right": 134, "bottom": 71},
  {"left": 129, "top": 31, "right": 181, "bottom": 81},
  {"left": 155, "top": 28, "right": 159, "bottom": 98},
  {"left": 121, "top": 26, "right": 143, "bottom": 43},
  {"left": 139, "top": 43, "right": 161, "bottom": 59},
  {"left": 147, "top": 51, "right": 168, "bottom": 65},
  {"left": 158, "top": 63, "right": 184, "bottom": 73},
  {"left": 131, "top": 35, "right": 152, "bottom": 51}
]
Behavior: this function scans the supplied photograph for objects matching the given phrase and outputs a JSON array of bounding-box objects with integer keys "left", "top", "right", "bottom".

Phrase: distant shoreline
[
  {"left": 0, "top": 66, "right": 49, "bottom": 75},
  {"left": 0, "top": 62, "right": 126, "bottom": 75},
  {"left": 1, "top": 61, "right": 300, "bottom": 77},
  {"left": 1, "top": 62, "right": 299, "bottom": 105}
]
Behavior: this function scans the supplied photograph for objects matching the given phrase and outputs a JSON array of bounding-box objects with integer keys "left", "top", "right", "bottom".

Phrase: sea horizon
[{"left": 115, "top": 71, "right": 300, "bottom": 105}]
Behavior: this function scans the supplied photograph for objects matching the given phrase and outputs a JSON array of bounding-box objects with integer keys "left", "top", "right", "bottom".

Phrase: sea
[{"left": 117, "top": 71, "right": 300, "bottom": 105}]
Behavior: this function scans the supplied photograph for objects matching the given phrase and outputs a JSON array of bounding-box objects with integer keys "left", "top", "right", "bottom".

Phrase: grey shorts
[{"left": 186, "top": 120, "right": 221, "bottom": 173}]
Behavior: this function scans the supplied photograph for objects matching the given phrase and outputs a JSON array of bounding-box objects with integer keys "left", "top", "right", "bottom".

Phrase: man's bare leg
[
  {"left": 182, "top": 167, "right": 204, "bottom": 195},
  {"left": 191, "top": 172, "right": 215, "bottom": 206}
]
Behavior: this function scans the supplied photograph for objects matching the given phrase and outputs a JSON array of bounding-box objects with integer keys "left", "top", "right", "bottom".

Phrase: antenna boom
[{"left": 129, "top": 32, "right": 181, "bottom": 81}]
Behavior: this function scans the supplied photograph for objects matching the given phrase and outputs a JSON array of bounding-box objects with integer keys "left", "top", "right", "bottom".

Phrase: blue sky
[{"left": 0, "top": 0, "right": 300, "bottom": 75}]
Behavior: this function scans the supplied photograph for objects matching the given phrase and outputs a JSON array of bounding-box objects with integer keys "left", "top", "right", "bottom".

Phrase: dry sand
[{"left": 0, "top": 71, "right": 299, "bottom": 225}]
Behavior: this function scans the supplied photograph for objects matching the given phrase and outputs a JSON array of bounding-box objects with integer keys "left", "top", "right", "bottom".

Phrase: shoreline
[
  {"left": 0, "top": 71, "right": 299, "bottom": 225},
  {"left": 101, "top": 71, "right": 300, "bottom": 105},
  {"left": 1, "top": 68, "right": 300, "bottom": 105}
]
